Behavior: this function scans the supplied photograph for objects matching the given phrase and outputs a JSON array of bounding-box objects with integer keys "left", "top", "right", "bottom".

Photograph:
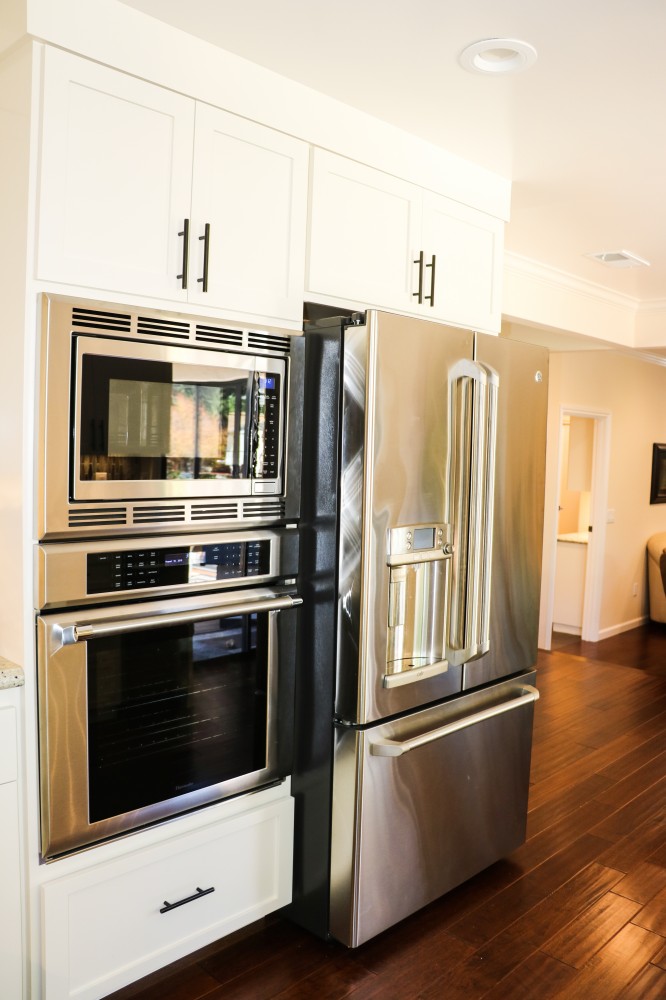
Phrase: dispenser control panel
[{"left": 386, "top": 523, "right": 452, "bottom": 565}]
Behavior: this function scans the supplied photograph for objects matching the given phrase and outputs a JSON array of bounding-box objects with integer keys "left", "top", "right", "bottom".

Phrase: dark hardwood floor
[{"left": 108, "top": 623, "right": 666, "bottom": 1000}]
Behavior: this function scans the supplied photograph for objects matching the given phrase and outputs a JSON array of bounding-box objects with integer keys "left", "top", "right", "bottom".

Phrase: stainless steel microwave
[{"left": 36, "top": 295, "right": 303, "bottom": 539}]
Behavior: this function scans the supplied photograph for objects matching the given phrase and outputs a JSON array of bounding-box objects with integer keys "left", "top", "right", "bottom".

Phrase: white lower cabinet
[
  {"left": 41, "top": 793, "right": 294, "bottom": 1000},
  {"left": 0, "top": 694, "right": 23, "bottom": 1000}
]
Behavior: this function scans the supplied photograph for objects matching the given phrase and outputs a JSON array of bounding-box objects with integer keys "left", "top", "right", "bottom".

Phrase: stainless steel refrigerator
[{"left": 290, "top": 309, "right": 548, "bottom": 947}]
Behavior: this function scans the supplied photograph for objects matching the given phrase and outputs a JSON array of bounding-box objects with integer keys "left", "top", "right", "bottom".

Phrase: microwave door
[{"left": 71, "top": 337, "right": 275, "bottom": 502}]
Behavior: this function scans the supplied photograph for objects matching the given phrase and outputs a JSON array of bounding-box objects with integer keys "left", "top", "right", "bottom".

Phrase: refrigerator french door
[{"left": 290, "top": 309, "right": 548, "bottom": 946}]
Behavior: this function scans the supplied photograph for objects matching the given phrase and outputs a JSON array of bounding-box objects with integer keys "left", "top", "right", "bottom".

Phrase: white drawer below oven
[{"left": 41, "top": 794, "right": 294, "bottom": 1000}]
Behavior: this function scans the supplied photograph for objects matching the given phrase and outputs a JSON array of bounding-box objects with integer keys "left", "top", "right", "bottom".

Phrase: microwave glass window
[
  {"left": 79, "top": 355, "right": 251, "bottom": 482},
  {"left": 86, "top": 613, "right": 267, "bottom": 823}
]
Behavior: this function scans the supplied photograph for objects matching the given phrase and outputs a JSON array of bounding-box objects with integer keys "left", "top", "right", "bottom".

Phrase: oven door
[
  {"left": 37, "top": 587, "right": 300, "bottom": 859},
  {"left": 72, "top": 336, "right": 285, "bottom": 501}
]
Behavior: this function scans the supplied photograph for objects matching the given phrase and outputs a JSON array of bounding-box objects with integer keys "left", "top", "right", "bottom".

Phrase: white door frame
[{"left": 540, "top": 405, "right": 611, "bottom": 648}]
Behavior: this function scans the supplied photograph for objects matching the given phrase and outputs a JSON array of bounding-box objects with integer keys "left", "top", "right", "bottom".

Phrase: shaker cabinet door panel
[
  {"left": 37, "top": 47, "right": 194, "bottom": 301},
  {"left": 307, "top": 149, "right": 421, "bottom": 311},
  {"left": 422, "top": 192, "right": 504, "bottom": 332},
  {"left": 189, "top": 104, "right": 308, "bottom": 323}
]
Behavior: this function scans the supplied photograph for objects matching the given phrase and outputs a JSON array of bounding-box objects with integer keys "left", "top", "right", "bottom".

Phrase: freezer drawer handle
[
  {"left": 369, "top": 685, "right": 540, "bottom": 757},
  {"left": 60, "top": 594, "right": 303, "bottom": 645}
]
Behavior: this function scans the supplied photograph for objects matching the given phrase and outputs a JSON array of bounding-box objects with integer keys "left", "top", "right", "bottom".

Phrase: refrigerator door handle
[
  {"left": 447, "top": 359, "right": 499, "bottom": 665},
  {"left": 369, "top": 685, "right": 540, "bottom": 757}
]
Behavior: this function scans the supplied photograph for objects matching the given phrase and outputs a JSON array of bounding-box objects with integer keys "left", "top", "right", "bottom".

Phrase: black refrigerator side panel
[
  {"left": 287, "top": 326, "right": 342, "bottom": 937},
  {"left": 465, "top": 336, "right": 549, "bottom": 690}
]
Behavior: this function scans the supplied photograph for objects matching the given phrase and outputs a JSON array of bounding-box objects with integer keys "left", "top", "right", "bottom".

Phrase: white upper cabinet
[
  {"left": 37, "top": 49, "right": 309, "bottom": 326},
  {"left": 307, "top": 149, "right": 504, "bottom": 332},
  {"left": 307, "top": 150, "right": 422, "bottom": 312},
  {"left": 188, "top": 104, "right": 308, "bottom": 321},
  {"left": 421, "top": 192, "right": 503, "bottom": 332},
  {"left": 38, "top": 47, "right": 194, "bottom": 304}
]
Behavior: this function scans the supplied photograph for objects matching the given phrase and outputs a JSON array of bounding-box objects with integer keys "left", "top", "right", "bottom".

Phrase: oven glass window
[
  {"left": 86, "top": 612, "right": 267, "bottom": 823},
  {"left": 79, "top": 355, "right": 251, "bottom": 482}
]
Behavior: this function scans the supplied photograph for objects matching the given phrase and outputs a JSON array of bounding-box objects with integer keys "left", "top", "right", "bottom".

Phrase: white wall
[
  {"left": 541, "top": 349, "right": 666, "bottom": 642},
  {"left": 0, "top": 42, "right": 33, "bottom": 666}
]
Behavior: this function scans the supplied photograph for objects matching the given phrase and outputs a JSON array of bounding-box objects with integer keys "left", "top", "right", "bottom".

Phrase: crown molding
[{"left": 504, "top": 251, "right": 640, "bottom": 310}]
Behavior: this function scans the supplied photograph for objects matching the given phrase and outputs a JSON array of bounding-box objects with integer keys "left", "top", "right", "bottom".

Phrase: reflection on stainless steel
[
  {"left": 329, "top": 674, "right": 537, "bottom": 947},
  {"left": 38, "top": 585, "right": 296, "bottom": 858},
  {"left": 291, "top": 308, "right": 549, "bottom": 948}
]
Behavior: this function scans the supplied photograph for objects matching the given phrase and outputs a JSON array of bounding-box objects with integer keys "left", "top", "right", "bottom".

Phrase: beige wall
[{"left": 540, "top": 349, "right": 666, "bottom": 643}]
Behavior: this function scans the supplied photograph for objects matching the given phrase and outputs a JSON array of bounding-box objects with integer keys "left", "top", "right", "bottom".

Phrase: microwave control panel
[{"left": 86, "top": 539, "right": 271, "bottom": 595}]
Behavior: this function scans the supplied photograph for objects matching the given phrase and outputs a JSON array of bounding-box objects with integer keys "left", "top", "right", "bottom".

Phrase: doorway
[{"left": 541, "top": 406, "right": 611, "bottom": 650}]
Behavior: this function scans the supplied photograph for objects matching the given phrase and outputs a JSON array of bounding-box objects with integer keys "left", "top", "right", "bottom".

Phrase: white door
[
  {"left": 189, "top": 104, "right": 308, "bottom": 324},
  {"left": 306, "top": 149, "right": 422, "bottom": 311},
  {"left": 37, "top": 48, "right": 194, "bottom": 301},
  {"left": 421, "top": 192, "right": 504, "bottom": 332}
]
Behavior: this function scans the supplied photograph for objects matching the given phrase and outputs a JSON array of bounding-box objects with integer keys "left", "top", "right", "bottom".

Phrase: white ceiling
[{"left": 122, "top": 0, "right": 666, "bottom": 319}]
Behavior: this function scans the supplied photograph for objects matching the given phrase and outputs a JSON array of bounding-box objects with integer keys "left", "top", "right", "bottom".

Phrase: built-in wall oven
[
  {"left": 36, "top": 529, "right": 300, "bottom": 859},
  {"left": 36, "top": 295, "right": 302, "bottom": 540}
]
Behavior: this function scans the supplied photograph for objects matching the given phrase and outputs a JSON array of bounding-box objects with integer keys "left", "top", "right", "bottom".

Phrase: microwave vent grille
[
  {"left": 71, "top": 308, "right": 132, "bottom": 333},
  {"left": 68, "top": 506, "right": 128, "bottom": 528},
  {"left": 243, "top": 499, "right": 285, "bottom": 519},
  {"left": 191, "top": 502, "right": 239, "bottom": 520},
  {"left": 133, "top": 505, "right": 186, "bottom": 524},
  {"left": 137, "top": 316, "right": 190, "bottom": 340},
  {"left": 248, "top": 332, "right": 291, "bottom": 354},
  {"left": 195, "top": 325, "right": 244, "bottom": 348}
]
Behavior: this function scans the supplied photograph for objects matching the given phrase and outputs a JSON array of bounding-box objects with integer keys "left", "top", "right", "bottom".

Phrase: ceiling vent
[{"left": 587, "top": 250, "right": 650, "bottom": 269}]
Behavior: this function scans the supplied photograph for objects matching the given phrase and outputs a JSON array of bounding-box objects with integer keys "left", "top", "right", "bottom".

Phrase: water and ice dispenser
[{"left": 384, "top": 523, "right": 452, "bottom": 687}]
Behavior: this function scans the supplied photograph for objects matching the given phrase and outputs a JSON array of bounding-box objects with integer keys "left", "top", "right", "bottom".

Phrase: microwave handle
[{"left": 59, "top": 594, "right": 302, "bottom": 646}]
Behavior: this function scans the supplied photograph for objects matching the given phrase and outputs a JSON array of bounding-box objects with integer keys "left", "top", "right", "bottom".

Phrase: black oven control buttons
[{"left": 87, "top": 540, "right": 272, "bottom": 595}]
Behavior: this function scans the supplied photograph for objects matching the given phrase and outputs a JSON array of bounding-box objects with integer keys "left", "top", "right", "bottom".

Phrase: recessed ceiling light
[
  {"left": 459, "top": 38, "right": 538, "bottom": 75},
  {"left": 586, "top": 250, "right": 651, "bottom": 269}
]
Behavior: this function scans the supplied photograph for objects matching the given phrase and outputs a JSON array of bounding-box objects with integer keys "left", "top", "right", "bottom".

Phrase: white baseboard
[
  {"left": 552, "top": 624, "right": 582, "bottom": 636},
  {"left": 597, "top": 615, "right": 649, "bottom": 641}
]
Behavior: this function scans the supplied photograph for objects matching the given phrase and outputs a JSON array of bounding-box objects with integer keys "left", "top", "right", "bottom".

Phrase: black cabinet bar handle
[
  {"left": 177, "top": 218, "right": 190, "bottom": 289},
  {"left": 160, "top": 885, "right": 215, "bottom": 914},
  {"left": 198, "top": 222, "right": 211, "bottom": 293},
  {"left": 413, "top": 250, "right": 424, "bottom": 304},
  {"left": 425, "top": 254, "right": 436, "bottom": 307}
]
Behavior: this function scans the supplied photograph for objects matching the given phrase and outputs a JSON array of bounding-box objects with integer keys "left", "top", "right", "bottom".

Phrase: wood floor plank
[
  {"left": 541, "top": 889, "right": 642, "bottom": 968},
  {"left": 548, "top": 922, "right": 664, "bottom": 1000},
  {"left": 631, "top": 886, "right": 666, "bottom": 936},
  {"left": 611, "top": 861, "right": 666, "bottom": 904},
  {"left": 597, "top": 809, "right": 666, "bottom": 872},
  {"left": 618, "top": 962, "right": 666, "bottom": 1000},
  {"left": 478, "top": 951, "right": 576, "bottom": 1000}
]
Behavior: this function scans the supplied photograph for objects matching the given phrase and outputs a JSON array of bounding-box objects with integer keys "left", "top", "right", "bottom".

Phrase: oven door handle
[
  {"left": 59, "top": 594, "right": 303, "bottom": 645},
  {"left": 369, "top": 685, "right": 539, "bottom": 757}
]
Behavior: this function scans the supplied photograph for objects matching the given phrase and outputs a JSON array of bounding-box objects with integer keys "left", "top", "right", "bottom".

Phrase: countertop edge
[{"left": 0, "top": 658, "right": 25, "bottom": 689}]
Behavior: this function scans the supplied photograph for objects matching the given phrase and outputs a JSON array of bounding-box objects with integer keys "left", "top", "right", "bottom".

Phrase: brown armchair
[{"left": 647, "top": 533, "right": 666, "bottom": 622}]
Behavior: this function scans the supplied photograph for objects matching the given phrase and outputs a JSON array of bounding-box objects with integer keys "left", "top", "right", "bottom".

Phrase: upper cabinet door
[
  {"left": 307, "top": 149, "right": 422, "bottom": 312},
  {"left": 188, "top": 104, "right": 308, "bottom": 324},
  {"left": 307, "top": 150, "right": 505, "bottom": 332},
  {"left": 422, "top": 192, "right": 504, "bottom": 333},
  {"left": 37, "top": 47, "right": 194, "bottom": 302}
]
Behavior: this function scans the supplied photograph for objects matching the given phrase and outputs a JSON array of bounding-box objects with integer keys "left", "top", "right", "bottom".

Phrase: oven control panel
[
  {"left": 36, "top": 529, "right": 300, "bottom": 609},
  {"left": 87, "top": 539, "right": 271, "bottom": 595}
]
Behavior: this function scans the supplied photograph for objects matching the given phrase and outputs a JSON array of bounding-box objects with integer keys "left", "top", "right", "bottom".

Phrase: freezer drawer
[{"left": 329, "top": 672, "right": 538, "bottom": 947}]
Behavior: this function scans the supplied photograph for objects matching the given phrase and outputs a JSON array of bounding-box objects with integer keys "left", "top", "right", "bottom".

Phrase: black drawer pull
[
  {"left": 424, "top": 254, "right": 436, "bottom": 307},
  {"left": 160, "top": 885, "right": 215, "bottom": 914},
  {"left": 198, "top": 222, "right": 211, "bottom": 292},
  {"left": 413, "top": 250, "right": 424, "bottom": 304},
  {"left": 177, "top": 218, "right": 190, "bottom": 289}
]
